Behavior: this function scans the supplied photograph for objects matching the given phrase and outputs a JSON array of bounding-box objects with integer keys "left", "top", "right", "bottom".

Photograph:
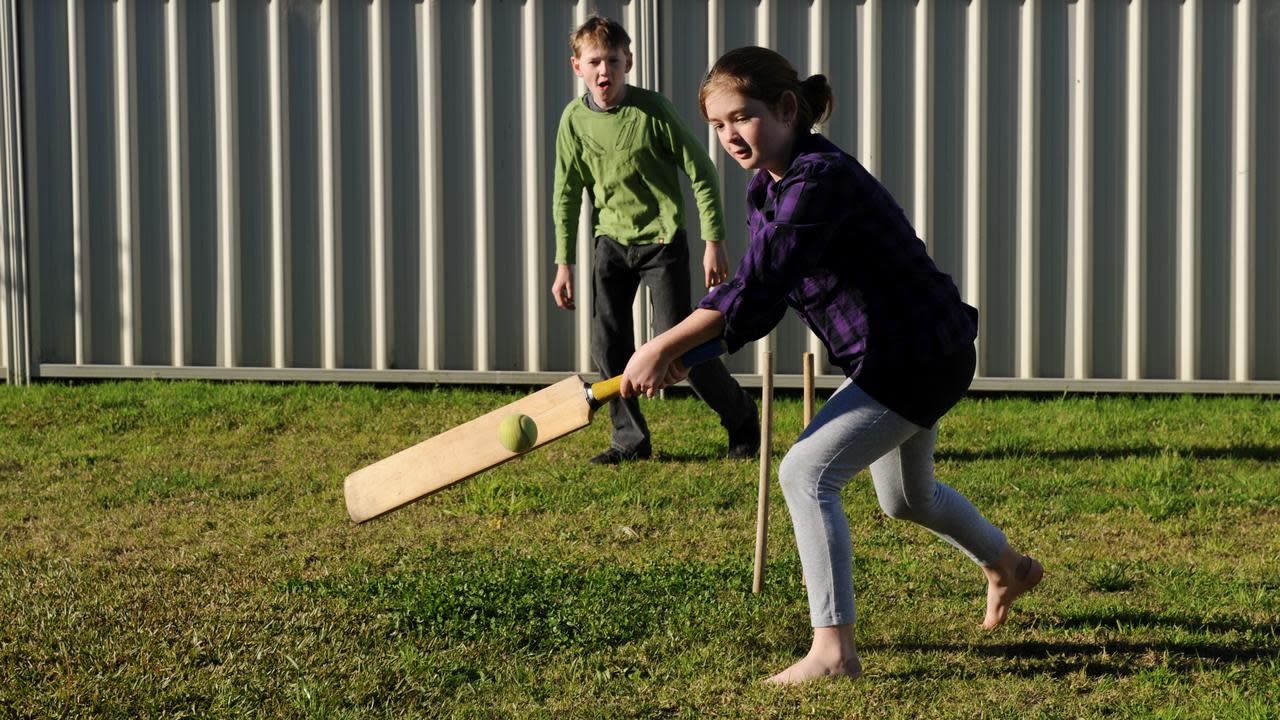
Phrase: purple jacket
[{"left": 700, "top": 133, "right": 977, "bottom": 376}]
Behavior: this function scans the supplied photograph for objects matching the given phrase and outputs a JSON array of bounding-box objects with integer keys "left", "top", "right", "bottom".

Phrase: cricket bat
[{"left": 344, "top": 339, "right": 727, "bottom": 523}]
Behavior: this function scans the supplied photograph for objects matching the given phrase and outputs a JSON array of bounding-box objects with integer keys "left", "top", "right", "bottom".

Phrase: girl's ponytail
[{"left": 797, "top": 74, "right": 834, "bottom": 129}]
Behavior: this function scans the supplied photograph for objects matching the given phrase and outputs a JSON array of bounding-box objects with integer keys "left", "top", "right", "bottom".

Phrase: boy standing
[{"left": 551, "top": 15, "right": 758, "bottom": 465}]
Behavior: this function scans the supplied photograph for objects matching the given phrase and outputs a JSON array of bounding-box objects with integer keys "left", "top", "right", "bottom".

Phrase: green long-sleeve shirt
[{"left": 552, "top": 86, "right": 727, "bottom": 265}]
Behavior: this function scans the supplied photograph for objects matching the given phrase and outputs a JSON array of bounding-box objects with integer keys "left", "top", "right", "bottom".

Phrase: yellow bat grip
[
  {"left": 585, "top": 339, "right": 726, "bottom": 407},
  {"left": 589, "top": 375, "right": 623, "bottom": 405}
]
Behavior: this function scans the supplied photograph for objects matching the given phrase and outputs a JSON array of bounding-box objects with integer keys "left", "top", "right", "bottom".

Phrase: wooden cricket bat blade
[
  {"left": 343, "top": 339, "right": 727, "bottom": 524},
  {"left": 344, "top": 376, "right": 594, "bottom": 523}
]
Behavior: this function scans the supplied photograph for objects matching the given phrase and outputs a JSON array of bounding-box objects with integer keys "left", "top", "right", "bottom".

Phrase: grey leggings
[{"left": 778, "top": 378, "right": 1008, "bottom": 627}]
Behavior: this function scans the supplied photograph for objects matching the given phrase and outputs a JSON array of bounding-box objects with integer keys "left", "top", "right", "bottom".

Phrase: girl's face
[{"left": 704, "top": 87, "right": 796, "bottom": 181}]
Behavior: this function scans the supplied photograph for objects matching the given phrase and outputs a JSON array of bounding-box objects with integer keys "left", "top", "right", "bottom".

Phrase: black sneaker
[
  {"left": 589, "top": 445, "right": 652, "bottom": 465},
  {"left": 726, "top": 413, "right": 761, "bottom": 460}
]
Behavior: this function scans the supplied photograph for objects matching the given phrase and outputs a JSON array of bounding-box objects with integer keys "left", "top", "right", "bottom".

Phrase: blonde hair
[
  {"left": 569, "top": 14, "right": 631, "bottom": 57},
  {"left": 699, "top": 46, "right": 833, "bottom": 131}
]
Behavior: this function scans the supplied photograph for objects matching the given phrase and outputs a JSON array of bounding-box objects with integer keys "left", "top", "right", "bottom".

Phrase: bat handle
[
  {"left": 587, "top": 375, "right": 623, "bottom": 408},
  {"left": 586, "top": 338, "right": 727, "bottom": 408}
]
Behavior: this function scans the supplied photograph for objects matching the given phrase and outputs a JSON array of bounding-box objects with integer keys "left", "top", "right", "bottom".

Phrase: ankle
[
  {"left": 985, "top": 546, "right": 1028, "bottom": 584},
  {"left": 810, "top": 625, "right": 860, "bottom": 665}
]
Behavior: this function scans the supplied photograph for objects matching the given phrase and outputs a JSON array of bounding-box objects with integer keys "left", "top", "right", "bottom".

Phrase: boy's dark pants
[{"left": 591, "top": 232, "right": 757, "bottom": 455}]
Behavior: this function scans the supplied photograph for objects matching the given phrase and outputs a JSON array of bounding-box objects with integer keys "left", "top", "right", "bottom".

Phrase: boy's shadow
[{"left": 651, "top": 450, "right": 784, "bottom": 463}]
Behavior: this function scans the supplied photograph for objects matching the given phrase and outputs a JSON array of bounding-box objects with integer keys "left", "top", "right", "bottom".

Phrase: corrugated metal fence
[{"left": 3, "top": 0, "right": 1278, "bottom": 392}]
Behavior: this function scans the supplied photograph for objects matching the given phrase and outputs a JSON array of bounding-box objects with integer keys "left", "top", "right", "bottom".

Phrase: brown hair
[
  {"left": 699, "top": 46, "right": 833, "bottom": 131},
  {"left": 569, "top": 14, "right": 631, "bottom": 57}
]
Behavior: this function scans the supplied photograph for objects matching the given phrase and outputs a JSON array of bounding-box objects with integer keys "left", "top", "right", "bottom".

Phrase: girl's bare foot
[
  {"left": 765, "top": 625, "right": 863, "bottom": 685},
  {"left": 982, "top": 546, "right": 1043, "bottom": 629}
]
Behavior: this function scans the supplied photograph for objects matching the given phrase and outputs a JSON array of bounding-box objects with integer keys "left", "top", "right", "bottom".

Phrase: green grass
[{"left": 1, "top": 381, "right": 1277, "bottom": 718}]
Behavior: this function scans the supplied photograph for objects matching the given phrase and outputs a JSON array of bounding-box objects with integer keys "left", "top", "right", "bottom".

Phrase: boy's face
[{"left": 571, "top": 41, "right": 632, "bottom": 110}]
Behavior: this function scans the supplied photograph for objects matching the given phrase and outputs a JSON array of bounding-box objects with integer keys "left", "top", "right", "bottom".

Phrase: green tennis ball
[{"left": 498, "top": 413, "right": 538, "bottom": 453}]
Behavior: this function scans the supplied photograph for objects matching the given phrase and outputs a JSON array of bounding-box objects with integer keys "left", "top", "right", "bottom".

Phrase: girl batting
[{"left": 619, "top": 46, "right": 1043, "bottom": 684}]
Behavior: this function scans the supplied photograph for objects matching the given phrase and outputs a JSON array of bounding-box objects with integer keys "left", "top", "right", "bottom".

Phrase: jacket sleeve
[{"left": 699, "top": 164, "right": 847, "bottom": 352}]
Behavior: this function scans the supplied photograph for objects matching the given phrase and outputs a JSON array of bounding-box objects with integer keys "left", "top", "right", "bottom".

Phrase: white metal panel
[
  {"left": 753, "top": 0, "right": 778, "bottom": 374},
  {"left": 0, "top": 141, "right": 6, "bottom": 380},
  {"left": 1, "top": 0, "right": 13, "bottom": 383},
  {"left": 369, "top": 0, "right": 386, "bottom": 370},
  {"left": 471, "top": 0, "right": 492, "bottom": 372},
  {"left": 270, "top": 0, "right": 291, "bottom": 369},
  {"left": 212, "top": 0, "right": 239, "bottom": 368},
  {"left": 522, "top": 0, "right": 545, "bottom": 373},
  {"left": 319, "top": 0, "right": 339, "bottom": 369},
  {"left": 809, "top": 0, "right": 829, "bottom": 368},
  {"left": 67, "top": 0, "right": 89, "bottom": 365},
  {"left": 1068, "top": 0, "right": 1092, "bottom": 379},
  {"left": 418, "top": 0, "right": 442, "bottom": 372},
  {"left": 964, "top": 0, "right": 984, "bottom": 376},
  {"left": 1232, "top": 0, "right": 1256, "bottom": 381},
  {"left": 707, "top": 0, "right": 723, "bottom": 201},
  {"left": 1016, "top": 0, "right": 1039, "bottom": 379},
  {"left": 3, "top": 0, "right": 27, "bottom": 383},
  {"left": 573, "top": 0, "right": 592, "bottom": 374},
  {"left": 113, "top": 0, "right": 140, "bottom": 366},
  {"left": 912, "top": 0, "right": 929, "bottom": 243},
  {"left": 5, "top": 0, "right": 1279, "bottom": 392},
  {"left": 1124, "top": 0, "right": 1145, "bottom": 380},
  {"left": 858, "top": 0, "right": 878, "bottom": 175},
  {"left": 164, "top": 0, "right": 189, "bottom": 368},
  {"left": 0, "top": 0, "right": 8, "bottom": 383},
  {"left": 1177, "top": 0, "right": 1202, "bottom": 381}
]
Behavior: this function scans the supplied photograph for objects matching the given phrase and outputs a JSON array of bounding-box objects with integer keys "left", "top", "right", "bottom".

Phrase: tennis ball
[{"left": 498, "top": 413, "right": 538, "bottom": 453}]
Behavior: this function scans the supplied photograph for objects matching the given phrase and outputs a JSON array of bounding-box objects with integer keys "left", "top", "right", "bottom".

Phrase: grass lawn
[{"left": 1, "top": 380, "right": 1277, "bottom": 719}]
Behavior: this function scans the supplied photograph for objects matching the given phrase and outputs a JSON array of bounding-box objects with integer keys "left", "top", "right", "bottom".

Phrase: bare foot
[
  {"left": 765, "top": 653, "right": 863, "bottom": 685},
  {"left": 982, "top": 547, "right": 1044, "bottom": 629},
  {"left": 765, "top": 625, "right": 864, "bottom": 685}
]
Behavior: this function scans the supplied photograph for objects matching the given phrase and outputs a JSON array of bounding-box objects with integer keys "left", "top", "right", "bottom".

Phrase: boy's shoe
[
  {"left": 726, "top": 413, "right": 761, "bottom": 460},
  {"left": 589, "top": 445, "right": 652, "bottom": 465}
]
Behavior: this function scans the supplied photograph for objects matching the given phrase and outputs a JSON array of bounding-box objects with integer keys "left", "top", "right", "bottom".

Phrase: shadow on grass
[
  {"left": 652, "top": 445, "right": 1280, "bottom": 464},
  {"left": 935, "top": 444, "right": 1280, "bottom": 462},
  {"left": 874, "top": 609, "right": 1278, "bottom": 679},
  {"left": 650, "top": 450, "right": 788, "bottom": 463},
  {"left": 650, "top": 451, "right": 731, "bottom": 463},
  {"left": 879, "top": 638, "right": 1279, "bottom": 679},
  {"left": 1052, "top": 608, "right": 1279, "bottom": 635}
]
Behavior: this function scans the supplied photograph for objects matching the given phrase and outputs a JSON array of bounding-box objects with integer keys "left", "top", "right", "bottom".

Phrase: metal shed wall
[{"left": 3, "top": 0, "right": 1279, "bottom": 392}]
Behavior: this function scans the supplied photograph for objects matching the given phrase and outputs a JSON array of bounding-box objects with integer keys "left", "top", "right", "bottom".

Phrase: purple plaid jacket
[{"left": 700, "top": 133, "right": 978, "bottom": 376}]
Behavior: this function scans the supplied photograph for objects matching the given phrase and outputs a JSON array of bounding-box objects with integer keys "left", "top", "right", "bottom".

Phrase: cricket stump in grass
[
  {"left": 803, "top": 351, "right": 815, "bottom": 428},
  {"left": 752, "top": 352, "right": 774, "bottom": 594}
]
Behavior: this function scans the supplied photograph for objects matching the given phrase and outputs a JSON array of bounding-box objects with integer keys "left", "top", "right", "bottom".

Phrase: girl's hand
[{"left": 620, "top": 342, "right": 673, "bottom": 399}]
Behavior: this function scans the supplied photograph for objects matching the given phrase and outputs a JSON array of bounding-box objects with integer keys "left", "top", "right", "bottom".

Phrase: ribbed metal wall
[
  {"left": 5, "top": 0, "right": 1280, "bottom": 392},
  {"left": 1, "top": 0, "right": 26, "bottom": 385}
]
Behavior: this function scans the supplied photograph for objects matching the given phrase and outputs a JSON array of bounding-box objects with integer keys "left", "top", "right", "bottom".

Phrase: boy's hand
[
  {"left": 552, "top": 264, "right": 576, "bottom": 310},
  {"left": 703, "top": 241, "right": 730, "bottom": 288}
]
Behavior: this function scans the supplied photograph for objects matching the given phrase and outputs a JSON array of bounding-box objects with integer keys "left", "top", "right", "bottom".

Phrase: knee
[
  {"left": 878, "top": 496, "right": 916, "bottom": 522},
  {"left": 777, "top": 451, "right": 814, "bottom": 500},
  {"left": 878, "top": 484, "right": 938, "bottom": 522},
  {"left": 778, "top": 446, "right": 847, "bottom": 503}
]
